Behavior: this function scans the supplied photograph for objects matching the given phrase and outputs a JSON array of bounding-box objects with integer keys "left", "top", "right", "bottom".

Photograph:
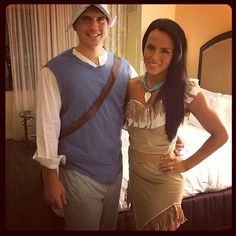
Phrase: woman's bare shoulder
[
  {"left": 127, "top": 76, "right": 142, "bottom": 99},
  {"left": 129, "top": 76, "right": 141, "bottom": 87}
]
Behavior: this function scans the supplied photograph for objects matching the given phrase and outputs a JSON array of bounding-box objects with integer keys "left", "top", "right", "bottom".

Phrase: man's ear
[{"left": 72, "top": 20, "right": 78, "bottom": 31}]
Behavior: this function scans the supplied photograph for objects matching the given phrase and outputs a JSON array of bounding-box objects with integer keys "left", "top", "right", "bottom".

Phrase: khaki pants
[{"left": 60, "top": 167, "right": 122, "bottom": 231}]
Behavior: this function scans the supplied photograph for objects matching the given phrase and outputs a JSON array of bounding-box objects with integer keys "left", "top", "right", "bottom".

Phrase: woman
[{"left": 124, "top": 18, "right": 228, "bottom": 230}]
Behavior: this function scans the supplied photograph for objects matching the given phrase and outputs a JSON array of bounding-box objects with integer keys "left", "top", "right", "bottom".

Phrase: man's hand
[
  {"left": 42, "top": 167, "right": 67, "bottom": 209},
  {"left": 174, "top": 136, "right": 185, "bottom": 156}
]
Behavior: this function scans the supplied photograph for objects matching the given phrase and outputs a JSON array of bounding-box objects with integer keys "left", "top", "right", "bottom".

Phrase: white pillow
[{"left": 188, "top": 88, "right": 232, "bottom": 132}]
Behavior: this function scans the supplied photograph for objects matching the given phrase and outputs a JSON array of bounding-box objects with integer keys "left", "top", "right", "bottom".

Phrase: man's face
[{"left": 73, "top": 6, "right": 109, "bottom": 49}]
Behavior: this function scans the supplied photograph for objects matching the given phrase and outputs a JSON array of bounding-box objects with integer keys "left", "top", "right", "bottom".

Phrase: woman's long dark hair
[{"left": 142, "top": 18, "right": 187, "bottom": 141}]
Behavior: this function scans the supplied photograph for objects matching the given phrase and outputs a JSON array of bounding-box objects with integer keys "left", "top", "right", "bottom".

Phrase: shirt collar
[{"left": 72, "top": 48, "right": 108, "bottom": 67}]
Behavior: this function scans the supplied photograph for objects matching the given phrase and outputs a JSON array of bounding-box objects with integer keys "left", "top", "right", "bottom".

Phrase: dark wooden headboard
[{"left": 197, "top": 31, "right": 232, "bottom": 95}]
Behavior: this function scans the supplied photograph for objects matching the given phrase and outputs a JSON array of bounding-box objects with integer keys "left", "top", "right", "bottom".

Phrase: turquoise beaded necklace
[{"left": 141, "top": 72, "right": 165, "bottom": 102}]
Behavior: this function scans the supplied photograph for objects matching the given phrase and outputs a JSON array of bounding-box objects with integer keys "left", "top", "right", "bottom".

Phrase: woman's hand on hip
[{"left": 158, "top": 153, "right": 187, "bottom": 173}]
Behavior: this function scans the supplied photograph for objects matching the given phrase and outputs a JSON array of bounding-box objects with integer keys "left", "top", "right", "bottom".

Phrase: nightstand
[{"left": 19, "top": 110, "right": 36, "bottom": 141}]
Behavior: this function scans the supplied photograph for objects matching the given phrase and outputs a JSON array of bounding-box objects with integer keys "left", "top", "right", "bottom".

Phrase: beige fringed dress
[{"left": 123, "top": 79, "right": 200, "bottom": 230}]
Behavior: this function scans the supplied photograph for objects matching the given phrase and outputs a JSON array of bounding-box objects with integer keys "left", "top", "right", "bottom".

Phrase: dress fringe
[
  {"left": 125, "top": 183, "right": 187, "bottom": 231},
  {"left": 123, "top": 100, "right": 165, "bottom": 129},
  {"left": 141, "top": 204, "right": 187, "bottom": 231}
]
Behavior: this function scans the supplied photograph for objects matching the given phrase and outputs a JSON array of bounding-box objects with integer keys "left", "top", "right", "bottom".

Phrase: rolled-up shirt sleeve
[{"left": 32, "top": 67, "right": 66, "bottom": 169}]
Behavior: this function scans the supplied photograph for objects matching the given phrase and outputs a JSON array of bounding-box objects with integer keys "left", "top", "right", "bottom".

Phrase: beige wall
[
  {"left": 175, "top": 4, "right": 232, "bottom": 78},
  {"left": 126, "top": 4, "right": 176, "bottom": 74},
  {"left": 126, "top": 4, "right": 232, "bottom": 77},
  {"left": 140, "top": 5, "right": 176, "bottom": 74}
]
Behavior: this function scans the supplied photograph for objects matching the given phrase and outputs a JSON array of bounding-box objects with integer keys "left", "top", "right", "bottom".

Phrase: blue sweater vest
[{"left": 46, "top": 49, "right": 131, "bottom": 184}]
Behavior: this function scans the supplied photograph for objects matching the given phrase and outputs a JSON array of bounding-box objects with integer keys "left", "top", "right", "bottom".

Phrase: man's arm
[
  {"left": 33, "top": 67, "right": 67, "bottom": 208},
  {"left": 41, "top": 166, "right": 67, "bottom": 209}
]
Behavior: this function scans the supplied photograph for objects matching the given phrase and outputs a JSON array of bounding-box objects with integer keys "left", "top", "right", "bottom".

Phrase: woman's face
[{"left": 143, "top": 29, "right": 174, "bottom": 78}]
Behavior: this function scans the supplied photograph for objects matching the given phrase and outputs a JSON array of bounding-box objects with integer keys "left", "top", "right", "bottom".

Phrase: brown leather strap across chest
[{"left": 59, "top": 56, "right": 121, "bottom": 139}]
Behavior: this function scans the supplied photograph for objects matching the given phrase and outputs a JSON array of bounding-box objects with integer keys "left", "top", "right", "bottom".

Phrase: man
[{"left": 33, "top": 4, "right": 137, "bottom": 230}]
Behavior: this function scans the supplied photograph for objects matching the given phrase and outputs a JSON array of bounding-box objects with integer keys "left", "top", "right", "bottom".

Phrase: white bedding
[{"left": 119, "top": 88, "right": 232, "bottom": 211}]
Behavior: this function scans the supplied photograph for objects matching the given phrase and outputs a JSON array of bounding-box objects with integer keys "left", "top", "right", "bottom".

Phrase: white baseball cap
[{"left": 67, "top": 4, "right": 117, "bottom": 31}]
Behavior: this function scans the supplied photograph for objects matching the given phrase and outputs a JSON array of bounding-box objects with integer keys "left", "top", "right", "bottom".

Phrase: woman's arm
[
  {"left": 159, "top": 91, "right": 228, "bottom": 173},
  {"left": 183, "top": 91, "right": 228, "bottom": 170}
]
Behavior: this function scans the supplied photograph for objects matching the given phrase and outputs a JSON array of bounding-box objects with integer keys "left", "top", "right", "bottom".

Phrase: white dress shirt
[{"left": 33, "top": 48, "right": 138, "bottom": 169}]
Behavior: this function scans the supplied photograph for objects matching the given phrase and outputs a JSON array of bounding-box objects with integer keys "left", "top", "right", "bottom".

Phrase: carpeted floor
[
  {"left": 5, "top": 139, "right": 133, "bottom": 231},
  {"left": 5, "top": 139, "right": 64, "bottom": 231}
]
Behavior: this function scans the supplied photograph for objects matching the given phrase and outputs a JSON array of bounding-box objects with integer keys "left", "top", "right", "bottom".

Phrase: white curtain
[
  {"left": 6, "top": 4, "right": 127, "bottom": 140},
  {"left": 105, "top": 4, "right": 127, "bottom": 57}
]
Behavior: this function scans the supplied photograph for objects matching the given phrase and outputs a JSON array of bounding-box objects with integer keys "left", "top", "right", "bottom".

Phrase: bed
[{"left": 117, "top": 31, "right": 232, "bottom": 231}]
